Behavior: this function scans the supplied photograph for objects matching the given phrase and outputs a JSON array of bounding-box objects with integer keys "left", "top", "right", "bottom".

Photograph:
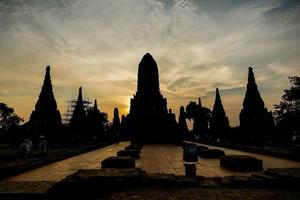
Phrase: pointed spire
[
  {"left": 179, "top": 106, "right": 187, "bottom": 126},
  {"left": 243, "top": 67, "right": 265, "bottom": 111},
  {"left": 179, "top": 106, "right": 188, "bottom": 140},
  {"left": 137, "top": 52, "right": 160, "bottom": 95},
  {"left": 69, "top": 87, "right": 88, "bottom": 144},
  {"left": 215, "top": 88, "right": 220, "bottom": 102},
  {"left": 77, "top": 87, "right": 84, "bottom": 111},
  {"left": 70, "top": 87, "right": 86, "bottom": 125},
  {"left": 29, "top": 65, "right": 62, "bottom": 143},
  {"left": 46, "top": 65, "right": 50, "bottom": 71},
  {"left": 35, "top": 65, "right": 57, "bottom": 110},
  {"left": 74, "top": 87, "right": 84, "bottom": 115},
  {"left": 94, "top": 99, "right": 98, "bottom": 110},
  {"left": 139, "top": 53, "right": 157, "bottom": 67},
  {"left": 43, "top": 65, "right": 51, "bottom": 86},
  {"left": 113, "top": 107, "right": 120, "bottom": 132},
  {"left": 78, "top": 87, "right": 83, "bottom": 102},
  {"left": 198, "top": 97, "right": 202, "bottom": 107},
  {"left": 212, "top": 88, "right": 226, "bottom": 117},
  {"left": 211, "top": 88, "right": 229, "bottom": 140},
  {"left": 114, "top": 107, "right": 119, "bottom": 118},
  {"left": 43, "top": 65, "right": 52, "bottom": 95},
  {"left": 240, "top": 67, "right": 274, "bottom": 134},
  {"left": 248, "top": 67, "right": 255, "bottom": 84}
]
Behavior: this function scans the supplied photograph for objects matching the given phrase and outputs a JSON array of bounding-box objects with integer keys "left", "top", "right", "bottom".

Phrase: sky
[{"left": 0, "top": 0, "right": 299, "bottom": 126}]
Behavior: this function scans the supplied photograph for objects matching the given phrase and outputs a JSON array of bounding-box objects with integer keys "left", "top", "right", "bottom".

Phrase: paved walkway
[
  {"left": 2, "top": 142, "right": 129, "bottom": 182},
  {"left": 2, "top": 141, "right": 300, "bottom": 182},
  {"left": 136, "top": 143, "right": 300, "bottom": 177}
]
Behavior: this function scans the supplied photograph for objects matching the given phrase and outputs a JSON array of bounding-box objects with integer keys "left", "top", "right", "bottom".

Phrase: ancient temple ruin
[
  {"left": 178, "top": 106, "right": 189, "bottom": 141},
  {"left": 210, "top": 88, "right": 229, "bottom": 141},
  {"left": 186, "top": 98, "right": 211, "bottom": 140},
  {"left": 239, "top": 67, "right": 275, "bottom": 139},
  {"left": 128, "top": 53, "right": 178, "bottom": 143},
  {"left": 69, "top": 87, "right": 88, "bottom": 144},
  {"left": 86, "top": 99, "right": 107, "bottom": 142},
  {"left": 28, "top": 66, "right": 62, "bottom": 143}
]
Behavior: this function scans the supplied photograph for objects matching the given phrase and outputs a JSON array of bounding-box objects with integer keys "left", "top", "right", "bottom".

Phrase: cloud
[
  {"left": 0, "top": 0, "right": 299, "bottom": 126},
  {"left": 264, "top": 0, "right": 300, "bottom": 24}
]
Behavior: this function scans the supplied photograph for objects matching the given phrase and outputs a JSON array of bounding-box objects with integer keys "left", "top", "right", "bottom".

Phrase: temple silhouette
[
  {"left": 178, "top": 106, "right": 189, "bottom": 141},
  {"left": 28, "top": 66, "right": 62, "bottom": 144},
  {"left": 69, "top": 87, "right": 88, "bottom": 144},
  {"left": 127, "top": 53, "right": 179, "bottom": 144},
  {"left": 19, "top": 55, "right": 280, "bottom": 147},
  {"left": 211, "top": 88, "right": 229, "bottom": 141},
  {"left": 186, "top": 98, "right": 211, "bottom": 140},
  {"left": 239, "top": 67, "right": 275, "bottom": 143}
]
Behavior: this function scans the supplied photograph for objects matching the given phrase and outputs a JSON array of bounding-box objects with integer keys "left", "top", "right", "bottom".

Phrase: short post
[{"left": 183, "top": 143, "right": 198, "bottom": 177}]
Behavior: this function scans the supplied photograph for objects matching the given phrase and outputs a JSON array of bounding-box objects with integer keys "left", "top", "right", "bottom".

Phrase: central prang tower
[
  {"left": 128, "top": 53, "right": 178, "bottom": 143},
  {"left": 137, "top": 53, "right": 160, "bottom": 96}
]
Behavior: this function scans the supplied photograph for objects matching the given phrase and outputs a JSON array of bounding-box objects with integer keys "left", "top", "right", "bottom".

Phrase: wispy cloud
[{"left": 0, "top": 0, "right": 299, "bottom": 126}]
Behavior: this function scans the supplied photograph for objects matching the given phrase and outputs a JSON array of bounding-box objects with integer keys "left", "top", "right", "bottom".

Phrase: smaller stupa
[
  {"left": 210, "top": 88, "right": 229, "bottom": 141},
  {"left": 28, "top": 65, "right": 62, "bottom": 143}
]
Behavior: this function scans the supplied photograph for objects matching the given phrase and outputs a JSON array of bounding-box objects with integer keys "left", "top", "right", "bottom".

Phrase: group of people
[{"left": 18, "top": 135, "right": 47, "bottom": 157}]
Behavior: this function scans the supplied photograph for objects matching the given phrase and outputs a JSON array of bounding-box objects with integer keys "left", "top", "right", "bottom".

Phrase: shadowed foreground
[{"left": 48, "top": 168, "right": 300, "bottom": 200}]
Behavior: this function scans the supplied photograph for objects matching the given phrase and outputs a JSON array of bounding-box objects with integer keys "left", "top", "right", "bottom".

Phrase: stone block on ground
[
  {"left": 196, "top": 145, "right": 209, "bottom": 153},
  {"left": 198, "top": 149, "right": 225, "bottom": 158},
  {"left": 220, "top": 155, "right": 263, "bottom": 171},
  {"left": 117, "top": 150, "right": 140, "bottom": 159},
  {"left": 125, "top": 146, "right": 141, "bottom": 152},
  {"left": 101, "top": 156, "right": 135, "bottom": 169},
  {"left": 128, "top": 144, "right": 143, "bottom": 150}
]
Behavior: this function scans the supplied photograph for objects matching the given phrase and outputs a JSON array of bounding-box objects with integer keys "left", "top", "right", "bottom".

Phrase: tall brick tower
[{"left": 128, "top": 53, "right": 178, "bottom": 143}]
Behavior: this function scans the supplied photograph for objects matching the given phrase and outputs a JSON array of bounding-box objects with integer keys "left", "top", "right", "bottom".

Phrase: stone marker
[
  {"left": 101, "top": 156, "right": 135, "bottom": 169},
  {"left": 183, "top": 144, "right": 198, "bottom": 163},
  {"left": 117, "top": 150, "right": 140, "bottom": 159},
  {"left": 130, "top": 143, "right": 143, "bottom": 149},
  {"left": 183, "top": 143, "right": 198, "bottom": 177},
  {"left": 125, "top": 146, "right": 141, "bottom": 152},
  {"left": 220, "top": 155, "right": 263, "bottom": 171},
  {"left": 198, "top": 149, "right": 225, "bottom": 158},
  {"left": 196, "top": 145, "right": 209, "bottom": 153}
]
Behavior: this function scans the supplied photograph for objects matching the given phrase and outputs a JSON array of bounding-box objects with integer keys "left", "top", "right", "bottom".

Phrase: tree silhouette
[
  {"left": 274, "top": 76, "right": 300, "bottom": 139},
  {"left": 0, "top": 103, "right": 23, "bottom": 131}
]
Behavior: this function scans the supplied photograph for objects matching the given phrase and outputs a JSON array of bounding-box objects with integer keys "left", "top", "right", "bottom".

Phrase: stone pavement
[
  {"left": 0, "top": 181, "right": 56, "bottom": 194},
  {"left": 1, "top": 142, "right": 129, "bottom": 182},
  {"left": 2, "top": 141, "right": 300, "bottom": 196},
  {"left": 2, "top": 141, "right": 300, "bottom": 183},
  {"left": 136, "top": 143, "right": 300, "bottom": 176},
  {"left": 0, "top": 142, "right": 129, "bottom": 195}
]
